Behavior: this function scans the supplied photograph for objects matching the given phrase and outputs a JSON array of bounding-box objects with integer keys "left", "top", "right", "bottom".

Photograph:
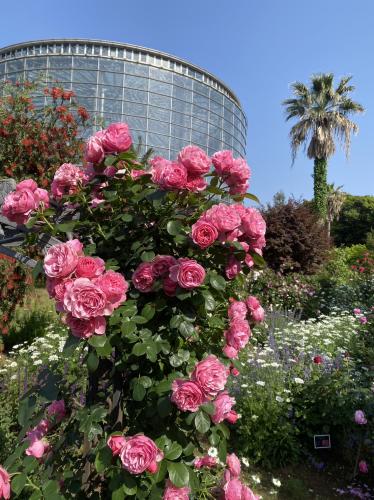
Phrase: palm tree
[
  {"left": 283, "top": 74, "right": 364, "bottom": 218},
  {"left": 326, "top": 183, "right": 346, "bottom": 238}
]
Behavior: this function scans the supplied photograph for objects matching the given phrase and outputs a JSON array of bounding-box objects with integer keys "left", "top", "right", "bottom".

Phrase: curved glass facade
[{"left": 0, "top": 40, "right": 247, "bottom": 159}]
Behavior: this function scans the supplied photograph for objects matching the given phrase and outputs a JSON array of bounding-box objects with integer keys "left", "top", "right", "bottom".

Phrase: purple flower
[{"left": 354, "top": 410, "right": 367, "bottom": 425}]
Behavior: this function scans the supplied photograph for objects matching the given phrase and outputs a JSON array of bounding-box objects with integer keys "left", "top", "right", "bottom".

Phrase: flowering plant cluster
[
  {"left": 0, "top": 80, "right": 89, "bottom": 183},
  {"left": 0, "top": 122, "right": 264, "bottom": 498}
]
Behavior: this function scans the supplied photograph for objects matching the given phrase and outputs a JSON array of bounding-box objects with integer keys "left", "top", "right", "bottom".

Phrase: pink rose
[
  {"left": 212, "top": 150, "right": 234, "bottom": 175},
  {"left": 107, "top": 435, "right": 126, "bottom": 456},
  {"left": 63, "top": 278, "right": 110, "bottom": 319},
  {"left": 246, "top": 296, "right": 260, "bottom": 311},
  {"left": 242, "top": 486, "right": 260, "bottom": 500},
  {"left": 226, "top": 453, "right": 241, "bottom": 477},
  {"left": 1, "top": 187, "right": 37, "bottom": 224},
  {"left": 225, "top": 256, "right": 241, "bottom": 280},
  {"left": 171, "top": 379, "right": 205, "bottom": 412},
  {"left": 355, "top": 410, "right": 367, "bottom": 425},
  {"left": 65, "top": 314, "right": 106, "bottom": 338},
  {"left": 16, "top": 179, "right": 38, "bottom": 191},
  {"left": 359, "top": 316, "right": 368, "bottom": 324},
  {"left": 251, "top": 306, "right": 265, "bottom": 323},
  {"left": 120, "top": 435, "right": 163, "bottom": 475},
  {"left": 102, "top": 123, "right": 132, "bottom": 153},
  {"left": 46, "top": 400, "right": 66, "bottom": 423},
  {"left": 131, "top": 169, "right": 149, "bottom": 179},
  {"left": 76, "top": 256, "right": 105, "bottom": 278},
  {"left": 226, "top": 158, "right": 251, "bottom": 185},
  {"left": 225, "top": 319, "right": 250, "bottom": 352},
  {"left": 163, "top": 480, "right": 190, "bottom": 500},
  {"left": 26, "top": 420, "right": 50, "bottom": 443},
  {"left": 191, "top": 221, "right": 218, "bottom": 249},
  {"left": 194, "top": 456, "right": 217, "bottom": 469},
  {"left": 228, "top": 301, "right": 247, "bottom": 321},
  {"left": 203, "top": 204, "right": 241, "bottom": 233},
  {"left": 34, "top": 188, "right": 50, "bottom": 207},
  {"left": 132, "top": 262, "right": 155, "bottom": 293},
  {"left": 359, "top": 460, "right": 368, "bottom": 474},
  {"left": 26, "top": 438, "right": 49, "bottom": 459},
  {"left": 51, "top": 163, "right": 85, "bottom": 198},
  {"left": 163, "top": 277, "right": 177, "bottom": 297},
  {"left": 94, "top": 270, "right": 129, "bottom": 308},
  {"left": 178, "top": 145, "right": 211, "bottom": 175},
  {"left": 0, "top": 466, "right": 10, "bottom": 500},
  {"left": 223, "top": 479, "right": 243, "bottom": 500},
  {"left": 192, "top": 355, "right": 228, "bottom": 398},
  {"left": 151, "top": 157, "right": 187, "bottom": 191},
  {"left": 152, "top": 255, "right": 177, "bottom": 278},
  {"left": 44, "top": 241, "right": 80, "bottom": 278},
  {"left": 211, "top": 391, "right": 237, "bottom": 424},
  {"left": 186, "top": 175, "right": 207, "bottom": 192},
  {"left": 241, "top": 208, "right": 266, "bottom": 239},
  {"left": 223, "top": 345, "right": 238, "bottom": 359},
  {"left": 246, "top": 296, "right": 265, "bottom": 323},
  {"left": 231, "top": 367, "right": 240, "bottom": 377},
  {"left": 85, "top": 131, "right": 105, "bottom": 164},
  {"left": 169, "top": 258, "right": 206, "bottom": 289},
  {"left": 353, "top": 308, "right": 361, "bottom": 315},
  {"left": 229, "top": 182, "right": 249, "bottom": 195}
]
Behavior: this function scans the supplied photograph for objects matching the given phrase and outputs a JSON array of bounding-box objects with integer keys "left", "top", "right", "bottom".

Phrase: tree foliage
[
  {"left": 262, "top": 198, "right": 330, "bottom": 274},
  {"left": 332, "top": 195, "right": 374, "bottom": 246}
]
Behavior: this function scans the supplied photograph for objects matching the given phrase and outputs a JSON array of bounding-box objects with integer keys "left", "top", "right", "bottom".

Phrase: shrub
[
  {"left": 262, "top": 198, "right": 330, "bottom": 274},
  {"left": 332, "top": 195, "right": 374, "bottom": 247},
  {"left": 0, "top": 79, "right": 90, "bottom": 183}
]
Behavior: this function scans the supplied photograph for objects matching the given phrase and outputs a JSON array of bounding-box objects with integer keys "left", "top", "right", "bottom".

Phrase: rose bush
[{"left": 0, "top": 122, "right": 264, "bottom": 498}]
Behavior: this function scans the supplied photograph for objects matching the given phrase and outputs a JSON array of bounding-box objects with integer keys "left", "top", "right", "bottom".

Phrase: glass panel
[
  {"left": 99, "top": 71, "right": 123, "bottom": 86},
  {"left": 48, "top": 56, "right": 72, "bottom": 68},
  {"left": 123, "top": 101, "right": 147, "bottom": 117},
  {"left": 193, "top": 92, "right": 209, "bottom": 109},
  {"left": 149, "top": 93, "right": 171, "bottom": 108},
  {"left": 103, "top": 99, "right": 122, "bottom": 113},
  {"left": 149, "top": 67, "right": 172, "bottom": 82},
  {"left": 191, "top": 104, "right": 206, "bottom": 120},
  {"left": 148, "top": 119, "right": 169, "bottom": 135},
  {"left": 6, "top": 72, "right": 23, "bottom": 83},
  {"left": 72, "top": 69, "right": 97, "bottom": 83},
  {"left": 224, "top": 97, "right": 234, "bottom": 112},
  {"left": 48, "top": 69, "right": 71, "bottom": 81},
  {"left": 72, "top": 83, "right": 97, "bottom": 96},
  {"left": 125, "top": 74, "right": 148, "bottom": 90},
  {"left": 171, "top": 111, "right": 190, "bottom": 127},
  {"left": 224, "top": 107, "right": 233, "bottom": 123},
  {"left": 74, "top": 56, "right": 98, "bottom": 70},
  {"left": 171, "top": 124, "right": 190, "bottom": 140},
  {"left": 126, "top": 62, "right": 149, "bottom": 77},
  {"left": 7, "top": 60, "right": 24, "bottom": 72},
  {"left": 148, "top": 105, "right": 170, "bottom": 122},
  {"left": 172, "top": 86, "right": 192, "bottom": 102},
  {"left": 173, "top": 99, "right": 191, "bottom": 115},
  {"left": 209, "top": 112, "right": 221, "bottom": 126},
  {"left": 173, "top": 74, "right": 192, "bottom": 89},
  {"left": 192, "top": 117, "right": 208, "bottom": 133},
  {"left": 171, "top": 137, "right": 190, "bottom": 151},
  {"left": 32, "top": 96, "right": 45, "bottom": 107},
  {"left": 102, "top": 47, "right": 109, "bottom": 57},
  {"left": 151, "top": 147, "right": 170, "bottom": 159},
  {"left": 147, "top": 133, "right": 169, "bottom": 148},
  {"left": 208, "top": 137, "right": 222, "bottom": 151},
  {"left": 123, "top": 88, "right": 147, "bottom": 103},
  {"left": 94, "top": 46, "right": 100, "bottom": 55},
  {"left": 0, "top": 63, "right": 5, "bottom": 76},
  {"left": 223, "top": 131, "right": 233, "bottom": 147},
  {"left": 125, "top": 116, "right": 147, "bottom": 131},
  {"left": 191, "top": 130, "right": 207, "bottom": 147},
  {"left": 210, "top": 100, "right": 223, "bottom": 116},
  {"left": 103, "top": 113, "right": 123, "bottom": 123},
  {"left": 26, "top": 57, "right": 48, "bottom": 69},
  {"left": 223, "top": 119, "right": 234, "bottom": 133},
  {"left": 210, "top": 89, "right": 223, "bottom": 104},
  {"left": 98, "top": 85, "right": 123, "bottom": 99},
  {"left": 208, "top": 124, "right": 221, "bottom": 140},
  {"left": 25, "top": 69, "right": 46, "bottom": 80},
  {"left": 99, "top": 58, "right": 124, "bottom": 72},
  {"left": 149, "top": 79, "right": 172, "bottom": 96},
  {"left": 77, "top": 97, "right": 97, "bottom": 110}
]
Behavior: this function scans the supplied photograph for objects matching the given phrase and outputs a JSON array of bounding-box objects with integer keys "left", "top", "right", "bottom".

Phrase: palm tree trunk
[{"left": 313, "top": 158, "right": 328, "bottom": 219}]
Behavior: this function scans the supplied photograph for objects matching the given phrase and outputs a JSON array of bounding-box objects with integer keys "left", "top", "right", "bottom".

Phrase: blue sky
[{"left": 1, "top": 0, "right": 373, "bottom": 204}]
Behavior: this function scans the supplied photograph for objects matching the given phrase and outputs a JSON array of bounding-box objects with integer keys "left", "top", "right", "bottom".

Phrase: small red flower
[{"left": 313, "top": 355, "right": 323, "bottom": 364}]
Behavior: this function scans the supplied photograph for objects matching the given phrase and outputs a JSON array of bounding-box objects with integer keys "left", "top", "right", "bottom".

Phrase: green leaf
[
  {"left": 250, "top": 252, "right": 266, "bottom": 267},
  {"left": 103, "top": 190, "right": 118, "bottom": 201},
  {"left": 112, "top": 488, "right": 125, "bottom": 500},
  {"left": 155, "top": 379, "right": 171, "bottom": 395},
  {"left": 244, "top": 192, "right": 260, "bottom": 203},
  {"left": 141, "top": 250, "right": 155, "bottom": 262},
  {"left": 164, "top": 441, "right": 183, "bottom": 460},
  {"left": 138, "top": 376, "right": 152, "bottom": 388},
  {"left": 104, "top": 155, "right": 117, "bottom": 166},
  {"left": 88, "top": 335, "right": 108, "bottom": 348},
  {"left": 55, "top": 221, "right": 78, "bottom": 232},
  {"left": 31, "top": 260, "right": 43, "bottom": 281},
  {"left": 87, "top": 351, "right": 99, "bottom": 372},
  {"left": 95, "top": 446, "right": 113, "bottom": 473},
  {"left": 25, "top": 216, "right": 38, "bottom": 228},
  {"left": 218, "top": 438, "right": 227, "bottom": 462},
  {"left": 122, "top": 472, "right": 137, "bottom": 496},
  {"left": 132, "top": 342, "right": 146, "bottom": 356},
  {"left": 141, "top": 303, "right": 156, "bottom": 320},
  {"left": 42, "top": 480, "right": 60, "bottom": 496},
  {"left": 133, "top": 382, "right": 146, "bottom": 401},
  {"left": 121, "top": 320, "right": 136, "bottom": 336},
  {"left": 209, "top": 273, "right": 226, "bottom": 291},
  {"left": 157, "top": 397, "right": 173, "bottom": 418},
  {"left": 167, "top": 462, "right": 189, "bottom": 488},
  {"left": 178, "top": 321, "right": 195, "bottom": 338},
  {"left": 11, "top": 473, "right": 27, "bottom": 495},
  {"left": 132, "top": 315, "right": 148, "bottom": 324},
  {"left": 63, "top": 334, "right": 81, "bottom": 355},
  {"left": 154, "top": 460, "right": 167, "bottom": 483},
  {"left": 167, "top": 220, "right": 182, "bottom": 236},
  {"left": 201, "top": 402, "right": 215, "bottom": 415},
  {"left": 202, "top": 291, "right": 216, "bottom": 311},
  {"left": 195, "top": 410, "right": 211, "bottom": 433},
  {"left": 145, "top": 342, "right": 158, "bottom": 362},
  {"left": 121, "top": 213, "right": 133, "bottom": 222},
  {"left": 18, "top": 396, "right": 36, "bottom": 427}
]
